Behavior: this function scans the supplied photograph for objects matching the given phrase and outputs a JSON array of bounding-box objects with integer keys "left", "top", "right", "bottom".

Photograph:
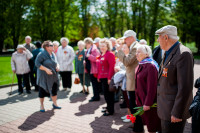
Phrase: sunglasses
[{"left": 47, "top": 45, "right": 54, "bottom": 47}]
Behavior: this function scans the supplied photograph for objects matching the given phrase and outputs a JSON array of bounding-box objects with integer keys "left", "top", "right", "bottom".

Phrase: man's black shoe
[
  {"left": 27, "top": 90, "right": 31, "bottom": 94},
  {"left": 89, "top": 98, "right": 100, "bottom": 102},
  {"left": 18, "top": 92, "right": 23, "bottom": 95}
]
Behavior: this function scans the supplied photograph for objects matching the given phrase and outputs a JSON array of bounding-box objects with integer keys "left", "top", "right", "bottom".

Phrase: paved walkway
[{"left": 0, "top": 62, "right": 199, "bottom": 133}]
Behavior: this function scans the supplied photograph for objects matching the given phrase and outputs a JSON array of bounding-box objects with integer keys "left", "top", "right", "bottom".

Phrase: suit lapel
[
  {"left": 163, "top": 43, "right": 179, "bottom": 67},
  {"left": 158, "top": 43, "right": 180, "bottom": 80}
]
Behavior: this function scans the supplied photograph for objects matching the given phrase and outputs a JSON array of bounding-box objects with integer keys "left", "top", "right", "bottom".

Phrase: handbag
[
  {"left": 109, "top": 76, "right": 117, "bottom": 92},
  {"left": 74, "top": 77, "right": 80, "bottom": 84}
]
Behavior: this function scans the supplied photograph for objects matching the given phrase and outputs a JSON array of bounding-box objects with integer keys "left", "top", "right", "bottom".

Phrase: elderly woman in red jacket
[
  {"left": 135, "top": 45, "right": 161, "bottom": 133},
  {"left": 97, "top": 38, "right": 115, "bottom": 116}
]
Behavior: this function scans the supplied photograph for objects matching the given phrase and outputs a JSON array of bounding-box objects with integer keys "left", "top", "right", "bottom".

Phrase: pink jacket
[
  {"left": 87, "top": 45, "right": 100, "bottom": 74},
  {"left": 97, "top": 51, "right": 115, "bottom": 80}
]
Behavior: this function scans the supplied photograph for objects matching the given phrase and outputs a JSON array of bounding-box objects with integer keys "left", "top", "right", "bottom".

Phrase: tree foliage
[{"left": 0, "top": 0, "right": 199, "bottom": 54}]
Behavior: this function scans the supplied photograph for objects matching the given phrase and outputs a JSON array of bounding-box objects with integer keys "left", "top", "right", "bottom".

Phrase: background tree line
[{"left": 0, "top": 0, "right": 200, "bottom": 54}]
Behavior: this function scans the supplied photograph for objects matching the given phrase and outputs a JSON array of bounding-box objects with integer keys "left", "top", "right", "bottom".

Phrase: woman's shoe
[
  {"left": 101, "top": 108, "right": 107, "bottom": 113},
  {"left": 85, "top": 92, "right": 89, "bottom": 95},
  {"left": 103, "top": 112, "right": 113, "bottom": 116},
  {"left": 123, "top": 118, "right": 131, "bottom": 123},
  {"left": 40, "top": 109, "right": 45, "bottom": 112},
  {"left": 121, "top": 115, "right": 127, "bottom": 120},
  {"left": 52, "top": 104, "right": 61, "bottom": 109}
]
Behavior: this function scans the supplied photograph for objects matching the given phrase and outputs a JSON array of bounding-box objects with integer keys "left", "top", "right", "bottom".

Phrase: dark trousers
[
  {"left": 114, "top": 89, "right": 120, "bottom": 102},
  {"left": 192, "top": 118, "right": 200, "bottom": 133},
  {"left": 128, "top": 91, "right": 144, "bottom": 132},
  {"left": 17, "top": 73, "right": 30, "bottom": 92},
  {"left": 60, "top": 71, "right": 72, "bottom": 88},
  {"left": 34, "top": 71, "right": 39, "bottom": 91},
  {"left": 90, "top": 74, "right": 100, "bottom": 100},
  {"left": 161, "top": 119, "right": 186, "bottom": 133},
  {"left": 122, "top": 90, "right": 130, "bottom": 108},
  {"left": 98, "top": 81, "right": 103, "bottom": 94},
  {"left": 100, "top": 78, "right": 115, "bottom": 114},
  {"left": 28, "top": 59, "right": 36, "bottom": 86}
]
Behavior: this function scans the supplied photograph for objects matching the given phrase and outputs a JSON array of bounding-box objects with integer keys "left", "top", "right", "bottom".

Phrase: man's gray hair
[
  {"left": 162, "top": 34, "right": 179, "bottom": 41},
  {"left": 25, "top": 36, "right": 31, "bottom": 40},
  {"left": 60, "top": 37, "right": 69, "bottom": 44}
]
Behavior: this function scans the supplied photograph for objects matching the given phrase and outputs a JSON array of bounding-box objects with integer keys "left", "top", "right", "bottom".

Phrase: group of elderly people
[{"left": 11, "top": 24, "right": 194, "bottom": 133}]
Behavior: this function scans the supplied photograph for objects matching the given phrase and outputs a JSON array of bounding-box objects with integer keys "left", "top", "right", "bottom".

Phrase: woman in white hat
[{"left": 11, "top": 45, "right": 33, "bottom": 95}]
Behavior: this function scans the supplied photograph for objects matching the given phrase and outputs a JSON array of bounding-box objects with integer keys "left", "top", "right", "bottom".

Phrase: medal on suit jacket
[
  {"left": 78, "top": 54, "right": 83, "bottom": 61},
  {"left": 162, "top": 68, "right": 168, "bottom": 77}
]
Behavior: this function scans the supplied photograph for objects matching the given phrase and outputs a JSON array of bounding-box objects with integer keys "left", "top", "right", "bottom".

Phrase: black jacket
[{"left": 189, "top": 77, "right": 200, "bottom": 120}]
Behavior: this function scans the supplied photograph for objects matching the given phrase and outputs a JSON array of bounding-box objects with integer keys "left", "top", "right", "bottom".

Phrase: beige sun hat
[
  {"left": 16, "top": 45, "right": 25, "bottom": 49},
  {"left": 122, "top": 30, "right": 137, "bottom": 39}
]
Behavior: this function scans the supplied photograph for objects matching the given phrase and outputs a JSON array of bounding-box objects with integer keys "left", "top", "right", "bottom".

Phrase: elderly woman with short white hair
[
  {"left": 52, "top": 41, "right": 60, "bottom": 54},
  {"left": 75, "top": 40, "right": 90, "bottom": 94},
  {"left": 135, "top": 45, "right": 161, "bottom": 132},
  {"left": 56, "top": 37, "right": 75, "bottom": 91}
]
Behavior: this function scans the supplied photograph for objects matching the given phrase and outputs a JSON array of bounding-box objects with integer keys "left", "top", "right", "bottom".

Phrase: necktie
[{"left": 159, "top": 52, "right": 166, "bottom": 77}]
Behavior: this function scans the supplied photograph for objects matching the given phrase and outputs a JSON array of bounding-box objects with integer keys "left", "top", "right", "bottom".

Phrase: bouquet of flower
[{"left": 126, "top": 103, "right": 157, "bottom": 123}]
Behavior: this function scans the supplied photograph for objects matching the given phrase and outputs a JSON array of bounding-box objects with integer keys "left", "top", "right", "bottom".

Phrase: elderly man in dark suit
[{"left": 156, "top": 25, "right": 194, "bottom": 133}]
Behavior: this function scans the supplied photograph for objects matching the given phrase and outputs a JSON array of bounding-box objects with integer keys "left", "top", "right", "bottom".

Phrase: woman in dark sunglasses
[{"left": 35, "top": 40, "right": 61, "bottom": 112}]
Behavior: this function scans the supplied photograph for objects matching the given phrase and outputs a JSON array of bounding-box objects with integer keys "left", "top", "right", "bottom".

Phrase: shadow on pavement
[
  {"left": 69, "top": 92, "right": 88, "bottom": 103},
  {"left": 57, "top": 90, "right": 70, "bottom": 100},
  {"left": 0, "top": 91, "right": 38, "bottom": 106},
  {"left": 18, "top": 110, "right": 54, "bottom": 131},
  {"left": 75, "top": 96, "right": 105, "bottom": 116},
  {"left": 90, "top": 115, "right": 132, "bottom": 133},
  {"left": 0, "top": 89, "right": 70, "bottom": 106}
]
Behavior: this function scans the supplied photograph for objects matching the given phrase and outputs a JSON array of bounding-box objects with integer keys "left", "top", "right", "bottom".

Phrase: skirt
[
  {"left": 39, "top": 82, "right": 58, "bottom": 98},
  {"left": 78, "top": 73, "right": 91, "bottom": 87}
]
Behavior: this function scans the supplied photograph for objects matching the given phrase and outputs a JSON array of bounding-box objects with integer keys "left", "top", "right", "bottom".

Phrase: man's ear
[{"left": 165, "top": 35, "right": 168, "bottom": 40}]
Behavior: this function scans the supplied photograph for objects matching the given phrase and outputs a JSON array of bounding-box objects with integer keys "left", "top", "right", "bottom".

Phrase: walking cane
[
  {"left": 83, "top": 52, "right": 86, "bottom": 93},
  {"left": 9, "top": 73, "right": 15, "bottom": 95},
  {"left": 83, "top": 62, "right": 85, "bottom": 90}
]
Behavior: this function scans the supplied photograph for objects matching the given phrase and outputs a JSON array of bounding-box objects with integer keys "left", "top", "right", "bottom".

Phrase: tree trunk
[
  {"left": 142, "top": 0, "right": 147, "bottom": 40},
  {"left": 131, "top": 0, "right": 137, "bottom": 31},
  {"left": 149, "top": 0, "right": 160, "bottom": 49}
]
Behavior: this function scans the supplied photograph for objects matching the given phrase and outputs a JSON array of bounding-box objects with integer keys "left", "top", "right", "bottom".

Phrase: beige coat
[
  {"left": 11, "top": 50, "right": 33, "bottom": 74},
  {"left": 157, "top": 43, "right": 194, "bottom": 121},
  {"left": 117, "top": 41, "right": 140, "bottom": 91}
]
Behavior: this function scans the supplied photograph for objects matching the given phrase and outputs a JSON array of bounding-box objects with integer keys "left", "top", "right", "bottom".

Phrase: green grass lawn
[
  {"left": 0, "top": 56, "right": 76, "bottom": 86},
  {"left": 0, "top": 57, "right": 18, "bottom": 85}
]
